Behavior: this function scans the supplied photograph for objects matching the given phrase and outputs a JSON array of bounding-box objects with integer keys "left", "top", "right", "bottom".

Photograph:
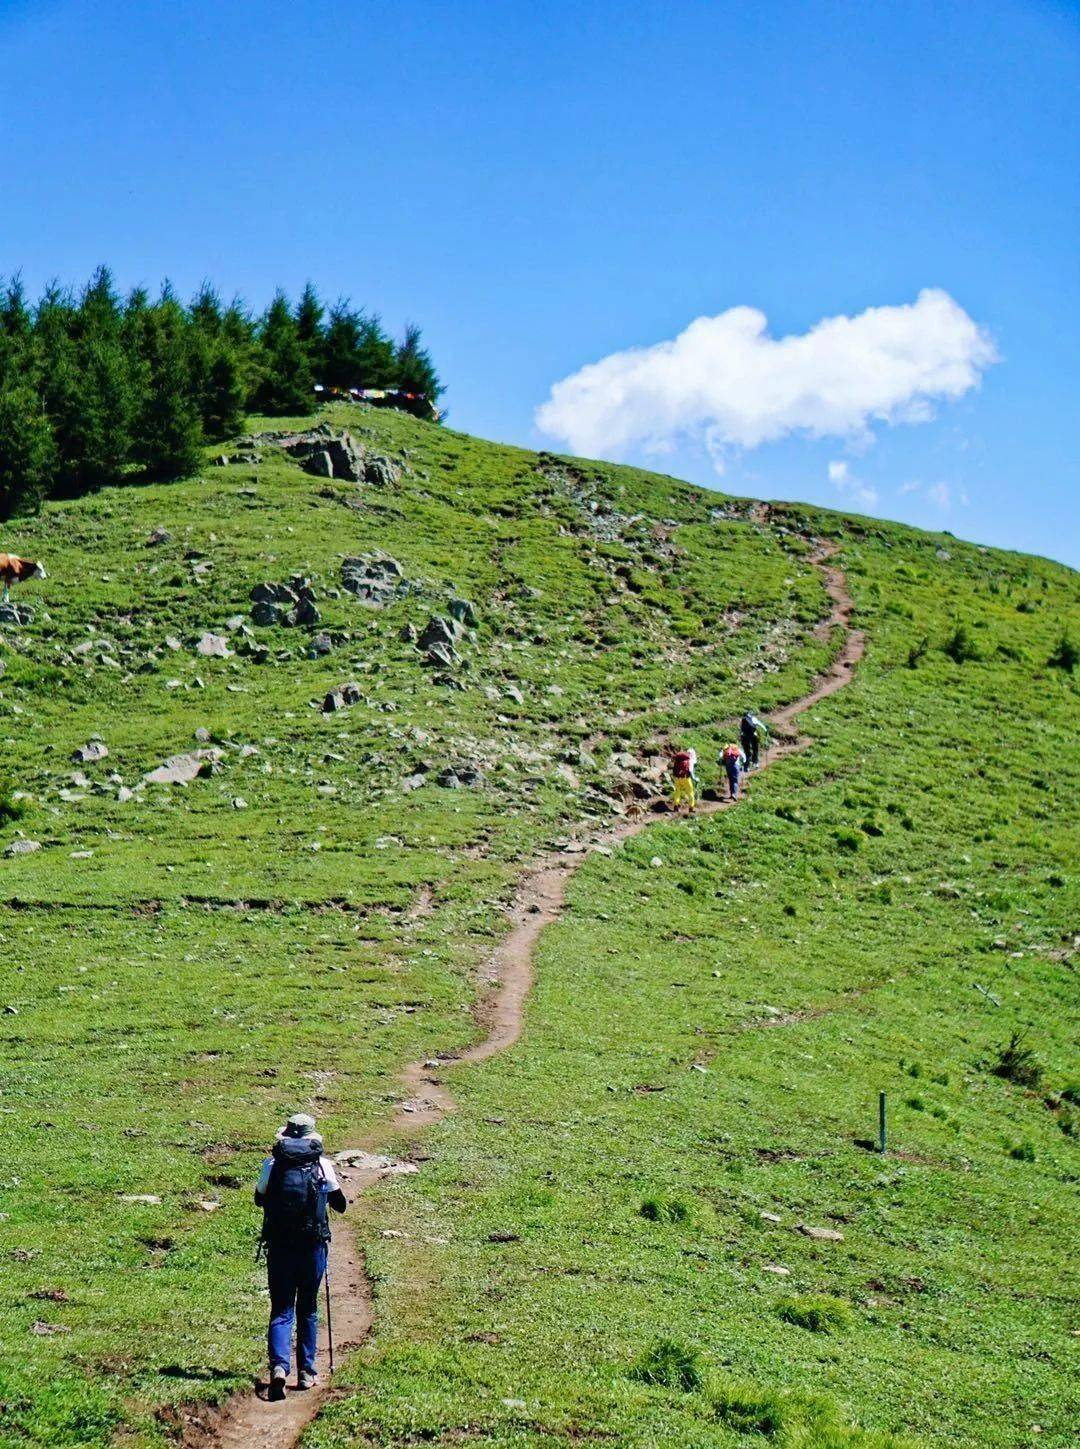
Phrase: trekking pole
[{"left": 324, "top": 1269, "right": 334, "bottom": 1374}]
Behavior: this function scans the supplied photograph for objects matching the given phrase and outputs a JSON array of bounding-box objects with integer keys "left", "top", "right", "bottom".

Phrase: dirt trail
[{"left": 180, "top": 545, "right": 864, "bottom": 1449}]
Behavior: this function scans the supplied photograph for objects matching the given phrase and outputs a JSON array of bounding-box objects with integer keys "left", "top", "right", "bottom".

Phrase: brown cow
[{"left": 0, "top": 553, "right": 46, "bottom": 602}]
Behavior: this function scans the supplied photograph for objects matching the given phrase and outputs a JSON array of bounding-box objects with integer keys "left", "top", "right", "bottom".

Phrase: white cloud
[
  {"left": 827, "top": 458, "right": 878, "bottom": 508},
  {"left": 899, "top": 480, "right": 970, "bottom": 509},
  {"left": 536, "top": 289, "right": 998, "bottom": 472}
]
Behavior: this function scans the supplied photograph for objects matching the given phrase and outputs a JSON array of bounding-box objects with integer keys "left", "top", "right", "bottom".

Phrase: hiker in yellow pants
[{"left": 670, "top": 747, "right": 697, "bottom": 813}]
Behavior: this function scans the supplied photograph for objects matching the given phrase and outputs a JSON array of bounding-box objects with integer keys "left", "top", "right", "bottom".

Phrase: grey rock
[
  {"left": 399, "top": 622, "right": 418, "bottom": 644},
  {"left": 448, "top": 597, "right": 478, "bottom": 627},
  {"left": 363, "top": 454, "right": 399, "bottom": 487},
  {"left": 307, "top": 631, "right": 333, "bottom": 658},
  {"left": 144, "top": 749, "right": 222, "bottom": 786},
  {"left": 0, "top": 602, "right": 32, "bottom": 626},
  {"left": 72, "top": 741, "right": 109, "bottom": 764},
  {"left": 424, "top": 642, "right": 457, "bottom": 671},
  {"left": 342, "top": 555, "right": 407, "bottom": 606},
  {"left": 224, "top": 614, "right": 246, "bottom": 631},
  {"left": 323, "top": 681, "right": 362, "bottom": 713},
  {"left": 251, "top": 600, "right": 283, "bottom": 627},
  {"left": 5, "top": 839, "right": 41, "bottom": 856},
  {"left": 146, "top": 527, "right": 172, "bottom": 547},
  {"left": 418, "top": 615, "right": 461, "bottom": 653},
  {"left": 401, "top": 773, "right": 427, "bottom": 793},
  {"left": 251, "top": 581, "right": 297, "bottom": 605},
  {"left": 195, "top": 633, "right": 232, "bottom": 658},
  {"left": 286, "top": 596, "right": 321, "bottom": 628}
]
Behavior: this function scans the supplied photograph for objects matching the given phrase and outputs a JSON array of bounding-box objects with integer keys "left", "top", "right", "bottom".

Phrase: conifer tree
[
  {"left": 134, "top": 295, "right": 202, "bottom": 479},
  {"left": 296, "top": 283, "right": 325, "bottom": 377},
  {"left": 394, "top": 323, "right": 443, "bottom": 406},
  {"left": 0, "top": 376, "right": 56, "bottom": 519},
  {"left": 254, "top": 291, "right": 312, "bottom": 413}
]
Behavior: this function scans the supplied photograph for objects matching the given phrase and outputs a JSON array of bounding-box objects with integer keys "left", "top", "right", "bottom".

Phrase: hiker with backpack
[
  {"left": 670, "top": 746, "right": 697, "bottom": 813},
  {"left": 720, "top": 742, "right": 746, "bottom": 800},
  {"left": 740, "top": 711, "right": 769, "bottom": 769},
  {"left": 255, "top": 1113, "right": 347, "bottom": 1400}
]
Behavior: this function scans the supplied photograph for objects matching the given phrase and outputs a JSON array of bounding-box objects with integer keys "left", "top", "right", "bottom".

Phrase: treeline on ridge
[{"left": 0, "top": 269, "right": 443, "bottom": 519}]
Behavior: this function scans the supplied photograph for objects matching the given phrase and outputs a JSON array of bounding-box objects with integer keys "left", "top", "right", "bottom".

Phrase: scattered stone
[
  {"left": 762, "top": 1264, "right": 791, "bottom": 1276},
  {"left": 760, "top": 1211, "right": 783, "bottom": 1224},
  {"left": 448, "top": 597, "right": 478, "bottom": 627},
  {"left": 251, "top": 600, "right": 283, "bottom": 626},
  {"left": 224, "top": 614, "right": 246, "bottom": 631},
  {"left": 322, "top": 682, "right": 363, "bottom": 713},
  {"left": 436, "top": 763, "right": 485, "bottom": 789},
  {"left": 401, "top": 773, "right": 427, "bottom": 793},
  {"left": 5, "top": 840, "right": 41, "bottom": 857},
  {"left": 342, "top": 555, "right": 407, "bottom": 606},
  {"left": 145, "top": 526, "right": 172, "bottom": 547},
  {"left": 196, "top": 1200, "right": 220, "bottom": 1212},
  {"left": 418, "top": 615, "right": 462, "bottom": 655},
  {"left": 650, "top": 855, "right": 664, "bottom": 867},
  {"left": 333, "top": 1150, "right": 418, "bottom": 1176},
  {"left": 71, "top": 741, "right": 109, "bottom": 764},
  {"left": 797, "top": 1223, "right": 844, "bottom": 1242},
  {"left": 70, "top": 850, "right": 93, "bottom": 859},
  {"left": 194, "top": 632, "right": 231, "bottom": 658},
  {"left": 251, "top": 581, "right": 298, "bottom": 605},
  {"left": 164, "top": 635, "right": 182, "bottom": 651},
  {"left": 119, "top": 1194, "right": 162, "bottom": 1205},
  {"left": 0, "top": 601, "right": 33, "bottom": 626},
  {"left": 287, "top": 595, "right": 321, "bottom": 628},
  {"left": 116, "top": 787, "right": 135, "bottom": 804},
  {"left": 144, "top": 749, "right": 222, "bottom": 786},
  {"left": 487, "top": 1231, "right": 520, "bottom": 1244},
  {"left": 503, "top": 684, "right": 524, "bottom": 705},
  {"left": 399, "top": 622, "right": 418, "bottom": 644},
  {"left": 232, "top": 798, "right": 248, "bottom": 810},
  {"left": 307, "top": 632, "right": 333, "bottom": 658},
  {"left": 30, "top": 1321, "right": 71, "bottom": 1335}
]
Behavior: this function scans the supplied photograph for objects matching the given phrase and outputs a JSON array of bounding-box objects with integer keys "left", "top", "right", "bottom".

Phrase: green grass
[
  {"left": 0, "top": 403, "right": 1076, "bottom": 1445},
  {"left": 301, "top": 505, "right": 1079, "bottom": 1448}
]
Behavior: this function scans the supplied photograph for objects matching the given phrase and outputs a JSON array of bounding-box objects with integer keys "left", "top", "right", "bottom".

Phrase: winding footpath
[{"left": 181, "top": 544, "right": 865, "bottom": 1449}]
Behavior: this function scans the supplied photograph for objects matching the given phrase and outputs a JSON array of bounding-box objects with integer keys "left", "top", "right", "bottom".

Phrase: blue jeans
[
  {"left": 266, "top": 1240, "right": 328, "bottom": 1375},
  {"left": 726, "top": 765, "right": 740, "bottom": 799}
]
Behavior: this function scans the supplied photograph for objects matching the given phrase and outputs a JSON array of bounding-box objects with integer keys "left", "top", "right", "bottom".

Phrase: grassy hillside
[{"left": 0, "top": 403, "right": 1075, "bottom": 1446}]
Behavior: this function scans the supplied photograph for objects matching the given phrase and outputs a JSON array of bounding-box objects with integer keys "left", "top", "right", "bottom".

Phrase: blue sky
[{"left": 2, "top": 0, "right": 1076, "bottom": 564}]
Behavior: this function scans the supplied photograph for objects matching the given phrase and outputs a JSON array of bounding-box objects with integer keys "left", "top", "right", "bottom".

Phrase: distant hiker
[
  {"left": 670, "top": 746, "right": 697, "bottom": 813},
  {"left": 720, "top": 743, "right": 746, "bottom": 801},
  {"left": 0, "top": 553, "right": 46, "bottom": 603},
  {"left": 740, "top": 711, "right": 769, "bottom": 769},
  {"left": 255, "top": 1113, "right": 347, "bottom": 1399}
]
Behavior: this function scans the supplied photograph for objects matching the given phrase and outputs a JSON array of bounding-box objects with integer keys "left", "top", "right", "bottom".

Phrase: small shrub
[
  {"left": 639, "top": 1196, "right": 691, "bottom": 1225},
  {"left": 834, "top": 828, "right": 865, "bottom": 852},
  {"left": 906, "top": 1095, "right": 926, "bottom": 1112},
  {"left": 991, "top": 1030, "right": 1043, "bottom": 1089},
  {"left": 1047, "top": 632, "right": 1078, "bottom": 672},
  {"left": 1008, "top": 1141, "right": 1036, "bottom": 1162},
  {"left": 944, "top": 624, "right": 981, "bottom": 663},
  {"left": 0, "top": 780, "right": 27, "bottom": 825},
  {"left": 710, "top": 1377, "right": 909, "bottom": 1446},
  {"left": 776, "top": 1294, "right": 852, "bottom": 1334},
  {"left": 906, "top": 635, "right": 929, "bottom": 669},
  {"left": 630, "top": 1337, "right": 704, "bottom": 1392}
]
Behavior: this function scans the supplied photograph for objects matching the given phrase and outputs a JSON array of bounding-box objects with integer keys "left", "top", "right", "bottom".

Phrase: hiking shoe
[
  {"left": 268, "top": 1367, "right": 287, "bottom": 1401},
  {"left": 297, "top": 1370, "right": 318, "bottom": 1390}
]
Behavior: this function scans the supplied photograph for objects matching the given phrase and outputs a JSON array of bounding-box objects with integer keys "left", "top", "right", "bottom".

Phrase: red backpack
[{"left": 672, "top": 750, "right": 693, "bottom": 779}]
